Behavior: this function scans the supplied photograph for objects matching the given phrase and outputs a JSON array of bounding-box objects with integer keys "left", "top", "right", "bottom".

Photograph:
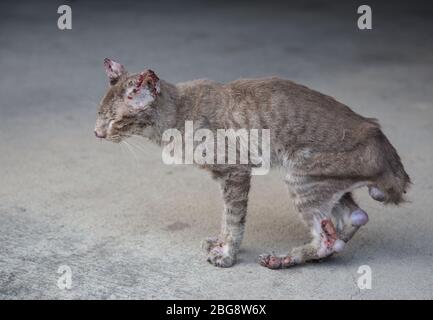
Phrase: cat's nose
[{"left": 94, "top": 130, "right": 106, "bottom": 139}]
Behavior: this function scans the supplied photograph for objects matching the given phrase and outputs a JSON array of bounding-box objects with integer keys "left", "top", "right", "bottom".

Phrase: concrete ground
[{"left": 1, "top": 0, "right": 432, "bottom": 299}]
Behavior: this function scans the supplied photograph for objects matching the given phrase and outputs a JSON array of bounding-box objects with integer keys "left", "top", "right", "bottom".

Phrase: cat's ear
[
  {"left": 124, "top": 70, "right": 161, "bottom": 109},
  {"left": 143, "top": 69, "right": 161, "bottom": 97},
  {"left": 103, "top": 58, "right": 127, "bottom": 85}
]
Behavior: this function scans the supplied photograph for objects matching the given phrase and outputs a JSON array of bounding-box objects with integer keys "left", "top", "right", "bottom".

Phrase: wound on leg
[
  {"left": 319, "top": 219, "right": 345, "bottom": 253},
  {"left": 321, "top": 219, "right": 338, "bottom": 248}
]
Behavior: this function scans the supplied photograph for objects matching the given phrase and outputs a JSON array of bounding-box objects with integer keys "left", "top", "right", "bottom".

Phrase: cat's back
[
  {"left": 227, "top": 76, "right": 371, "bottom": 127},
  {"left": 227, "top": 77, "right": 355, "bottom": 114},
  {"left": 177, "top": 79, "right": 223, "bottom": 95},
  {"left": 177, "top": 76, "right": 375, "bottom": 141},
  {"left": 225, "top": 76, "right": 379, "bottom": 151}
]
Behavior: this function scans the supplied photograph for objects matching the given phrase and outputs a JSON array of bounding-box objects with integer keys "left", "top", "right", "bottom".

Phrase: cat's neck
[
  {"left": 141, "top": 80, "right": 181, "bottom": 145},
  {"left": 143, "top": 79, "right": 214, "bottom": 145}
]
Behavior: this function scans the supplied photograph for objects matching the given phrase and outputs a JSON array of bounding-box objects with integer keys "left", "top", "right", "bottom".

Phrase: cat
[{"left": 94, "top": 58, "right": 410, "bottom": 269}]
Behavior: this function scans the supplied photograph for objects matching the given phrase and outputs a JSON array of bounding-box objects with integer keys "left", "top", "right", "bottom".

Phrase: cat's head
[{"left": 94, "top": 58, "right": 161, "bottom": 142}]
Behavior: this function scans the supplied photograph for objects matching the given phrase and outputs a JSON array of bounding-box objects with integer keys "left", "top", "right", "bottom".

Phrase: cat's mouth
[
  {"left": 106, "top": 135, "right": 124, "bottom": 143},
  {"left": 106, "top": 132, "right": 132, "bottom": 143}
]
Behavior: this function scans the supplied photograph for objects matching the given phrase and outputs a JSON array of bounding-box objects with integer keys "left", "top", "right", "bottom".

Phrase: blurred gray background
[{"left": 1, "top": 0, "right": 432, "bottom": 299}]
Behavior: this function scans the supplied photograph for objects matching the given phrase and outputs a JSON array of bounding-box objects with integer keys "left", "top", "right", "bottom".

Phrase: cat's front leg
[{"left": 203, "top": 167, "right": 251, "bottom": 267}]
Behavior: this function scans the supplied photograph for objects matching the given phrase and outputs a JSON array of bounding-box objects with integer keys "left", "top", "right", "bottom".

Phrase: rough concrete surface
[{"left": 0, "top": 0, "right": 432, "bottom": 299}]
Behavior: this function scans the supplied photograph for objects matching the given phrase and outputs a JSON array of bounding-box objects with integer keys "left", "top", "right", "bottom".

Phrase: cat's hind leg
[
  {"left": 259, "top": 211, "right": 344, "bottom": 269},
  {"left": 259, "top": 180, "right": 366, "bottom": 269},
  {"left": 203, "top": 167, "right": 251, "bottom": 267}
]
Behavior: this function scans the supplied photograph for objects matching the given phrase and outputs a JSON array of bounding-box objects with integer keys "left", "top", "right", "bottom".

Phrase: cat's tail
[{"left": 369, "top": 130, "right": 411, "bottom": 205}]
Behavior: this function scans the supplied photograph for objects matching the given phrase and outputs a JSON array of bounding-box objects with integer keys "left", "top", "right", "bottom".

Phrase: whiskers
[
  {"left": 119, "top": 135, "right": 149, "bottom": 165},
  {"left": 121, "top": 140, "right": 139, "bottom": 163},
  {"left": 128, "top": 135, "right": 149, "bottom": 153}
]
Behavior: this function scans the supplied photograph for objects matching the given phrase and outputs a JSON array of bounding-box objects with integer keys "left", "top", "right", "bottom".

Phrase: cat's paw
[
  {"left": 258, "top": 253, "right": 294, "bottom": 269},
  {"left": 201, "top": 237, "right": 220, "bottom": 252},
  {"left": 201, "top": 237, "right": 236, "bottom": 268},
  {"left": 207, "top": 245, "right": 236, "bottom": 268}
]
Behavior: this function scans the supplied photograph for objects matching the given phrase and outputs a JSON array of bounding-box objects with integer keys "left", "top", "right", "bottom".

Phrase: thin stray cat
[{"left": 94, "top": 58, "right": 410, "bottom": 269}]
